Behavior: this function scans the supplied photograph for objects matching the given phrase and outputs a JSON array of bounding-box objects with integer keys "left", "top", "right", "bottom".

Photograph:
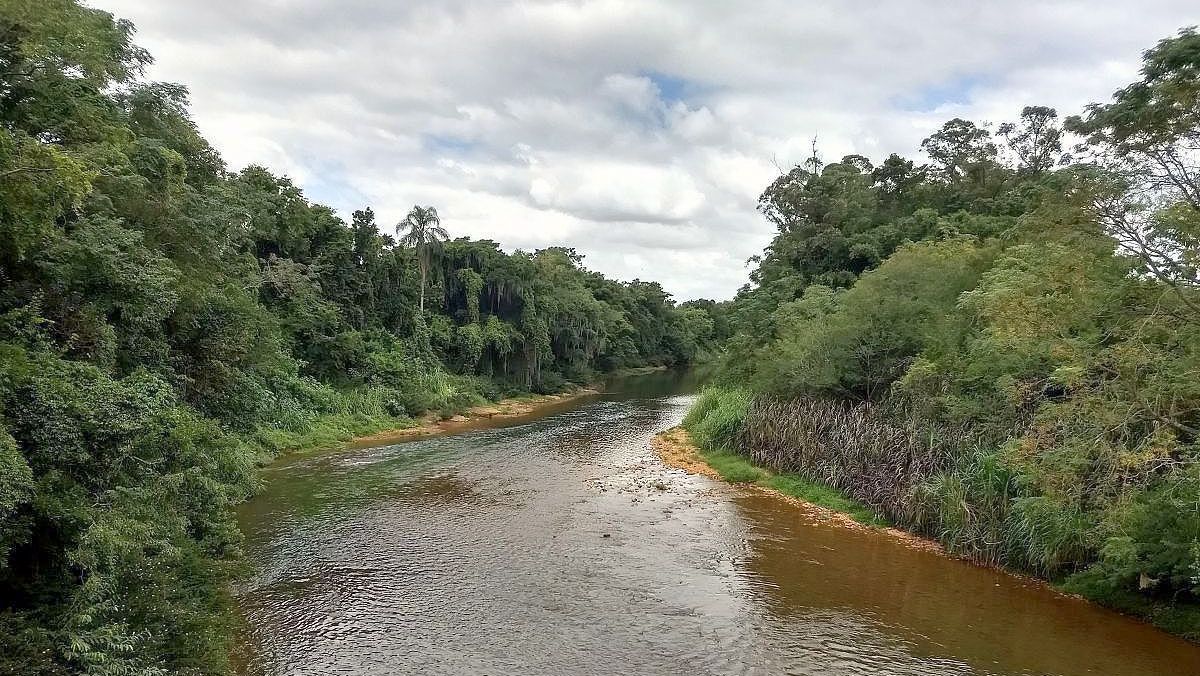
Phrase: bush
[
  {"left": 532, "top": 370, "right": 569, "bottom": 395},
  {"left": 683, "top": 387, "right": 751, "bottom": 451}
]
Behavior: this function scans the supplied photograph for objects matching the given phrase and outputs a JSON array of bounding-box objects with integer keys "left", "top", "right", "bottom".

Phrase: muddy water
[{"left": 234, "top": 372, "right": 1200, "bottom": 675}]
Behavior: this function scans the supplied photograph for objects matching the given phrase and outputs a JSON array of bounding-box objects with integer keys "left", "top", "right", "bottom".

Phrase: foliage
[
  {"left": 703, "top": 27, "right": 1200, "bottom": 638},
  {"left": 682, "top": 386, "right": 751, "bottom": 451},
  {"left": 0, "top": 2, "right": 713, "bottom": 672}
]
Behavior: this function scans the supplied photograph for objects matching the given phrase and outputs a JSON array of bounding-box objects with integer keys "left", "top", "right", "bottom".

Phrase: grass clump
[
  {"left": 699, "top": 447, "right": 765, "bottom": 483},
  {"left": 764, "top": 475, "right": 889, "bottom": 526},
  {"left": 683, "top": 386, "right": 752, "bottom": 450}
]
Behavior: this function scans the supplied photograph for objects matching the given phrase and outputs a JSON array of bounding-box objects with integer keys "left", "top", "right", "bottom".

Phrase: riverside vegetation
[
  {"left": 0, "top": 2, "right": 723, "bottom": 674},
  {"left": 687, "top": 28, "right": 1200, "bottom": 640}
]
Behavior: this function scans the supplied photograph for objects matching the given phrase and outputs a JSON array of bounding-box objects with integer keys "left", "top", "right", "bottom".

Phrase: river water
[{"left": 234, "top": 371, "right": 1200, "bottom": 675}]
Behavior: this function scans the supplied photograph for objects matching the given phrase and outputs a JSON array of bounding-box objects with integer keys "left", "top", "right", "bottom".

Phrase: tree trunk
[{"left": 419, "top": 258, "right": 426, "bottom": 312}]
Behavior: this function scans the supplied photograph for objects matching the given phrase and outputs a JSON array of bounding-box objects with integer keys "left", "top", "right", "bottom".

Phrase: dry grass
[{"left": 737, "top": 397, "right": 969, "bottom": 527}]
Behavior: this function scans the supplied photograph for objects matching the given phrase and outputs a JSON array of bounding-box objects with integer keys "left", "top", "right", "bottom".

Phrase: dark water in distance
[{"left": 234, "top": 371, "right": 1200, "bottom": 675}]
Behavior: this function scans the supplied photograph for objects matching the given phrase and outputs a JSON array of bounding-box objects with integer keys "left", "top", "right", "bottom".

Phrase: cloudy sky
[{"left": 91, "top": 1, "right": 1196, "bottom": 300}]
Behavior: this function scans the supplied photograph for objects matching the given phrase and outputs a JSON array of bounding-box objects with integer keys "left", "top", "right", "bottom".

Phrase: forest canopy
[{"left": 0, "top": 2, "right": 717, "bottom": 674}]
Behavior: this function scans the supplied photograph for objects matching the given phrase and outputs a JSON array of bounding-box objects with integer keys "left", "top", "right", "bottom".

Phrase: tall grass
[
  {"left": 683, "top": 387, "right": 752, "bottom": 450},
  {"left": 248, "top": 364, "right": 489, "bottom": 457},
  {"left": 729, "top": 396, "right": 1109, "bottom": 576},
  {"left": 682, "top": 388, "right": 885, "bottom": 526},
  {"left": 250, "top": 384, "right": 412, "bottom": 455}
]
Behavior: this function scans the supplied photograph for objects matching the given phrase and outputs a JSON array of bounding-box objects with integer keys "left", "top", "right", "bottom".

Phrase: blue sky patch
[
  {"left": 894, "top": 73, "right": 992, "bottom": 112},
  {"left": 640, "top": 70, "right": 701, "bottom": 104},
  {"left": 422, "top": 133, "right": 478, "bottom": 155},
  {"left": 298, "top": 158, "right": 371, "bottom": 215}
]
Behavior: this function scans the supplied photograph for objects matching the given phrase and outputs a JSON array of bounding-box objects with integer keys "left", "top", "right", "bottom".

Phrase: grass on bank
[
  {"left": 684, "top": 387, "right": 888, "bottom": 527},
  {"left": 696, "top": 445, "right": 888, "bottom": 527},
  {"left": 683, "top": 387, "right": 1200, "bottom": 641},
  {"left": 253, "top": 372, "right": 601, "bottom": 458},
  {"left": 247, "top": 373, "right": 488, "bottom": 457},
  {"left": 252, "top": 411, "right": 415, "bottom": 456}
]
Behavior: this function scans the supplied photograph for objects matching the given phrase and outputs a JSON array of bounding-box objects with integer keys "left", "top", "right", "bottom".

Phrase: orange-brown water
[{"left": 234, "top": 371, "right": 1200, "bottom": 675}]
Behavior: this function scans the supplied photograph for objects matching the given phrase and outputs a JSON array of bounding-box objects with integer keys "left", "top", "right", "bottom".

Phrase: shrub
[{"left": 683, "top": 387, "right": 751, "bottom": 451}]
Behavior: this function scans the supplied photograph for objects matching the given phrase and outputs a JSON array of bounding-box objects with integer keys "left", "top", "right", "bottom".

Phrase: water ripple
[{"left": 234, "top": 382, "right": 1200, "bottom": 676}]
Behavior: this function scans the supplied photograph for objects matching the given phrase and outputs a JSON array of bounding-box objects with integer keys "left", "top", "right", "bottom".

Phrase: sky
[{"left": 90, "top": 1, "right": 1197, "bottom": 301}]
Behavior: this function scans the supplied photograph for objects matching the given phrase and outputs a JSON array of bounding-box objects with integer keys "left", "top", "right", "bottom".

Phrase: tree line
[
  {"left": 690, "top": 28, "right": 1200, "bottom": 639},
  {"left": 0, "top": 2, "right": 719, "bottom": 673}
]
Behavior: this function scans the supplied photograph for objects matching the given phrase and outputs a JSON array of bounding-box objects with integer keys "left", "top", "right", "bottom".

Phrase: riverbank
[
  {"left": 347, "top": 385, "right": 603, "bottom": 447},
  {"left": 652, "top": 425, "right": 1200, "bottom": 641},
  {"left": 654, "top": 426, "right": 955, "bottom": 556}
]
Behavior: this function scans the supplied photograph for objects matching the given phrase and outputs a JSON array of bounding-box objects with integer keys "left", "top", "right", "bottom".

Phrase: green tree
[
  {"left": 1066, "top": 27, "right": 1200, "bottom": 309},
  {"left": 998, "top": 105, "right": 1063, "bottom": 174},
  {"left": 396, "top": 205, "right": 448, "bottom": 313},
  {"left": 921, "top": 118, "right": 998, "bottom": 182}
]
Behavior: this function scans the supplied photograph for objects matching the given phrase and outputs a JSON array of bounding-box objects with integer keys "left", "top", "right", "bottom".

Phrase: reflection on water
[{"left": 235, "top": 371, "right": 1200, "bottom": 675}]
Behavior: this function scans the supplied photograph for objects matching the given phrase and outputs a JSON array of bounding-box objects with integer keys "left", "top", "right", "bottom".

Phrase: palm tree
[{"left": 396, "top": 205, "right": 449, "bottom": 312}]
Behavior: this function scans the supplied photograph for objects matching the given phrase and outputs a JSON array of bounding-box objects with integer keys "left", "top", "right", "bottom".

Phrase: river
[{"left": 234, "top": 371, "right": 1200, "bottom": 675}]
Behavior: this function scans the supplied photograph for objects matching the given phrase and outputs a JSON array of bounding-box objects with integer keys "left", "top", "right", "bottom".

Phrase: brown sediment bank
[
  {"left": 653, "top": 426, "right": 947, "bottom": 556},
  {"left": 349, "top": 387, "right": 603, "bottom": 447},
  {"left": 349, "top": 366, "right": 670, "bottom": 448},
  {"left": 650, "top": 426, "right": 1087, "bottom": 593},
  {"left": 651, "top": 426, "right": 725, "bottom": 480}
]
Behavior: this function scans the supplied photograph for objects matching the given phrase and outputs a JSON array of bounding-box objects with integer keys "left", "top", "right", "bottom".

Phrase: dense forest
[
  {"left": 0, "top": 2, "right": 719, "bottom": 674},
  {"left": 686, "top": 28, "right": 1200, "bottom": 637}
]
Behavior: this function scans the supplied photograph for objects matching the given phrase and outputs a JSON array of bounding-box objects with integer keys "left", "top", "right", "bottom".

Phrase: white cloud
[
  {"left": 526, "top": 159, "right": 706, "bottom": 223},
  {"left": 90, "top": 0, "right": 1197, "bottom": 299}
]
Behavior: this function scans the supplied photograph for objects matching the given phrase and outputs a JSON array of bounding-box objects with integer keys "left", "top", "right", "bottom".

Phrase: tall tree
[
  {"left": 920, "top": 118, "right": 998, "bottom": 182},
  {"left": 1066, "top": 28, "right": 1200, "bottom": 309},
  {"left": 396, "top": 205, "right": 448, "bottom": 312},
  {"left": 998, "top": 105, "right": 1063, "bottom": 174}
]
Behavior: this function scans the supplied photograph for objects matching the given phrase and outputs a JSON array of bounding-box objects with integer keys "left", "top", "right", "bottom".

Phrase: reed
[
  {"left": 688, "top": 392, "right": 1112, "bottom": 572},
  {"left": 736, "top": 397, "right": 968, "bottom": 523},
  {"left": 734, "top": 396, "right": 1102, "bottom": 571}
]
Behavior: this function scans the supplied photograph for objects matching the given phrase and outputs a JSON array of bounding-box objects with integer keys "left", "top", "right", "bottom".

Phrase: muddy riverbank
[{"left": 348, "top": 386, "right": 603, "bottom": 447}]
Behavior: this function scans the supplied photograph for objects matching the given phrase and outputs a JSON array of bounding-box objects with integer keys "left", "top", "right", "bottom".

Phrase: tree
[
  {"left": 920, "top": 118, "right": 998, "bottom": 182},
  {"left": 998, "top": 106, "right": 1063, "bottom": 174},
  {"left": 1066, "top": 28, "right": 1200, "bottom": 311},
  {"left": 1067, "top": 27, "right": 1200, "bottom": 209},
  {"left": 396, "top": 205, "right": 448, "bottom": 312}
]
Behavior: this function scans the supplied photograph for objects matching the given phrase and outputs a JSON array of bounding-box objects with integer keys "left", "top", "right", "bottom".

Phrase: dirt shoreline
[
  {"left": 651, "top": 426, "right": 1089, "bottom": 597},
  {"left": 349, "top": 386, "right": 604, "bottom": 446},
  {"left": 651, "top": 427, "right": 935, "bottom": 548},
  {"left": 350, "top": 366, "right": 670, "bottom": 447}
]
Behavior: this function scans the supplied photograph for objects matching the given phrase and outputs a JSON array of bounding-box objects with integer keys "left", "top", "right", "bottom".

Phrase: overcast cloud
[{"left": 90, "top": 1, "right": 1197, "bottom": 300}]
